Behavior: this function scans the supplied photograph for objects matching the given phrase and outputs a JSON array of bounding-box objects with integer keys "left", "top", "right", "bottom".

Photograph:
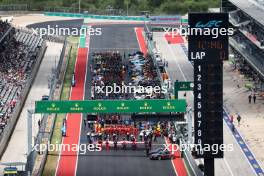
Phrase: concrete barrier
[{"left": 181, "top": 143, "right": 204, "bottom": 176}]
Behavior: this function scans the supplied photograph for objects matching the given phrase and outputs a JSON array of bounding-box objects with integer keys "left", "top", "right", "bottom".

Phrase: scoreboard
[{"left": 188, "top": 13, "right": 228, "bottom": 158}]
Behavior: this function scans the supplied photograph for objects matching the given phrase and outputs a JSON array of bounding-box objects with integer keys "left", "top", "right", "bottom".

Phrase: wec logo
[{"left": 195, "top": 20, "right": 223, "bottom": 28}]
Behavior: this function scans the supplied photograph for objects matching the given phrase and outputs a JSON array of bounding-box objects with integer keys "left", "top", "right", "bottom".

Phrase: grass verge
[{"left": 42, "top": 37, "right": 78, "bottom": 176}]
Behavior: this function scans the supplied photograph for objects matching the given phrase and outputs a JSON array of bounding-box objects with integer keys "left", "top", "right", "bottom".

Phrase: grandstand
[
  {"left": 0, "top": 20, "right": 44, "bottom": 135},
  {"left": 0, "top": 20, "right": 11, "bottom": 40},
  {"left": 222, "top": 0, "right": 264, "bottom": 91}
]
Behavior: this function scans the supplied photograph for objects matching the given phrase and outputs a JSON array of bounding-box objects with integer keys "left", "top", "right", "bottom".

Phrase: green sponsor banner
[
  {"left": 181, "top": 18, "right": 188, "bottom": 23},
  {"left": 35, "top": 99, "right": 186, "bottom": 113},
  {"left": 174, "top": 81, "right": 193, "bottom": 99},
  {"left": 175, "top": 81, "right": 194, "bottom": 91}
]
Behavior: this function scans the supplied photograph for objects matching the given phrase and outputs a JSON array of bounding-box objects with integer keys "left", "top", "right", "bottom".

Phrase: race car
[
  {"left": 149, "top": 150, "right": 175, "bottom": 160},
  {"left": 149, "top": 147, "right": 167, "bottom": 155}
]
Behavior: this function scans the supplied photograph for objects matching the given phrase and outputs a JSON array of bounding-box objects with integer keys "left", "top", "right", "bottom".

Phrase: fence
[
  {"left": 0, "top": 4, "right": 28, "bottom": 11},
  {"left": 44, "top": 7, "right": 80, "bottom": 14},
  {"left": 44, "top": 7, "right": 126, "bottom": 16}
]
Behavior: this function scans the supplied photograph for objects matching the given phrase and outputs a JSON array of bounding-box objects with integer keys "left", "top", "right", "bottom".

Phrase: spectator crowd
[
  {"left": 83, "top": 50, "right": 168, "bottom": 153},
  {"left": 0, "top": 20, "right": 43, "bottom": 134},
  {"left": 91, "top": 51, "right": 125, "bottom": 99},
  {"left": 0, "top": 20, "right": 11, "bottom": 39},
  {"left": 90, "top": 51, "right": 165, "bottom": 100}
]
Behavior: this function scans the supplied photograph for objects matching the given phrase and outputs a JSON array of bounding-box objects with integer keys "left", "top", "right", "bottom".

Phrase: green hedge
[{"left": 0, "top": 0, "right": 220, "bottom": 14}]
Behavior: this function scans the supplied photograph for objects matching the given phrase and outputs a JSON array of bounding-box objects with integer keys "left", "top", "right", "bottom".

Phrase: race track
[{"left": 76, "top": 24, "right": 177, "bottom": 176}]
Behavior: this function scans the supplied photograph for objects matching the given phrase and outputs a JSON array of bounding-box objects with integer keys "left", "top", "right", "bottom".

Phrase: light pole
[
  {"left": 125, "top": 0, "right": 129, "bottom": 16},
  {"left": 79, "top": 0, "right": 81, "bottom": 13}
]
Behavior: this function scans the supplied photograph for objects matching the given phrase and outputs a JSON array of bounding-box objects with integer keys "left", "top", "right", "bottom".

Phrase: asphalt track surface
[
  {"left": 76, "top": 24, "right": 176, "bottom": 176},
  {"left": 27, "top": 19, "right": 84, "bottom": 35},
  {"left": 27, "top": 20, "right": 179, "bottom": 176},
  {"left": 26, "top": 19, "right": 257, "bottom": 176},
  {"left": 23, "top": 19, "right": 262, "bottom": 176}
]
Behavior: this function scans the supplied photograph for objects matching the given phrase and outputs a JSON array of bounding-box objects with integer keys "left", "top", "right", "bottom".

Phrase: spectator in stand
[
  {"left": 0, "top": 20, "right": 11, "bottom": 39},
  {"left": 0, "top": 20, "right": 42, "bottom": 135}
]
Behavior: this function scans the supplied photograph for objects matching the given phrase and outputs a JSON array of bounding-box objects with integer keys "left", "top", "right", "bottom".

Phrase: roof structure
[{"left": 228, "top": 0, "right": 264, "bottom": 27}]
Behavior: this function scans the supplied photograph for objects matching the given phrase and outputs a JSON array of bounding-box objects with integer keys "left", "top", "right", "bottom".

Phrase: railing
[{"left": 230, "top": 37, "right": 264, "bottom": 79}]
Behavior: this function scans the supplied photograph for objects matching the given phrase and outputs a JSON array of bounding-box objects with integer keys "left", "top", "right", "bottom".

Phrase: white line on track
[
  {"left": 55, "top": 49, "right": 78, "bottom": 176},
  {"left": 223, "top": 154, "right": 234, "bottom": 176},
  {"left": 165, "top": 41, "right": 187, "bottom": 81},
  {"left": 55, "top": 30, "right": 91, "bottom": 176},
  {"left": 74, "top": 28, "right": 91, "bottom": 176}
]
